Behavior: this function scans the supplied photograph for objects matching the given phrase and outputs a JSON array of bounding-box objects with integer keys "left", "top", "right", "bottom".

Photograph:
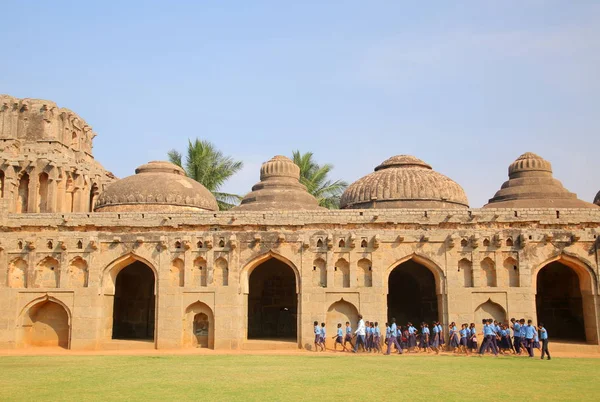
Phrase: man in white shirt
[{"left": 352, "top": 314, "right": 366, "bottom": 353}]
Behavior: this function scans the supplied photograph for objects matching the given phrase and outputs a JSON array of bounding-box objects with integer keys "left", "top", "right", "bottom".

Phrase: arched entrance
[
  {"left": 326, "top": 300, "right": 358, "bottom": 348},
  {"left": 248, "top": 258, "right": 297, "bottom": 340},
  {"left": 475, "top": 300, "right": 506, "bottom": 324},
  {"left": 388, "top": 259, "right": 439, "bottom": 324},
  {"left": 536, "top": 261, "right": 586, "bottom": 341},
  {"left": 112, "top": 261, "right": 155, "bottom": 340},
  {"left": 183, "top": 302, "right": 214, "bottom": 349},
  {"left": 20, "top": 300, "right": 70, "bottom": 348}
]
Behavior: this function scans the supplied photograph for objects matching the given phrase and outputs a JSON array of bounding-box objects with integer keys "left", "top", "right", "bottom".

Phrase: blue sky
[{"left": 1, "top": 1, "right": 598, "bottom": 207}]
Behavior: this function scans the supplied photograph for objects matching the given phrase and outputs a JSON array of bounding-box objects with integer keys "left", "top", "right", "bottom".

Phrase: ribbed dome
[
  {"left": 233, "top": 155, "right": 324, "bottom": 211},
  {"left": 340, "top": 155, "right": 469, "bottom": 209},
  {"left": 95, "top": 161, "right": 218, "bottom": 212},
  {"left": 484, "top": 153, "right": 597, "bottom": 209},
  {"left": 594, "top": 190, "right": 600, "bottom": 206}
]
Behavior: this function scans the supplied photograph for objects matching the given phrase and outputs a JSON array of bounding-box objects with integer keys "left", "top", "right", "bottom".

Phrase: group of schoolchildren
[{"left": 313, "top": 314, "right": 551, "bottom": 359}]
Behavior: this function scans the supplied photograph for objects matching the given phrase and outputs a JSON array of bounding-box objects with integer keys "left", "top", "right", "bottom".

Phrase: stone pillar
[
  {"left": 27, "top": 169, "right": 38, "bottom": 213},
  {"left": 472, "top": 252, "right": 483, "bottom": 287}
]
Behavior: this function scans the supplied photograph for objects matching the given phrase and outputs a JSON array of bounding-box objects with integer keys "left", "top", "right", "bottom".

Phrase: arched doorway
[
  {"left": 183, "top": 302, "right": 214, "bottom": 349},
  {"left": 248, "top": 258, "right": 297, "bottom": 340},
  {"left": 20, "top": 300, "right": 70, "bottom": 348},
  {"left": 475, "top": 300, "right": 506, "bottom": 324},
  {"left": 388, "top": 259, "right": 439, "bottom": 324},
  {"left": 326, "top": 300, "right": 358, "bottom": 349},
  {"left": 112, "top": 261, "right": 155, "bottom": 340},
  {"left": 536, "top": 261, "right": 586, "bottom": 341}
]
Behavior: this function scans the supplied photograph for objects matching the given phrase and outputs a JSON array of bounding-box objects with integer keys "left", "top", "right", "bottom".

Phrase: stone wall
[
  {"left": 0, "top": 95, "right": 115, "bottom": 214},
  {"left": 0, "top": 206, "right": 598, "bottom": 350}
]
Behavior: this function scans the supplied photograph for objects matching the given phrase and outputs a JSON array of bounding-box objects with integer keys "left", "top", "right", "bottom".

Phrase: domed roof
[
  {"left": 484, "top": 152, "right": 597, "bottom": 209},
  {"left": 340, "top": 155, "right": 469, "bottom": 209},
  {"left": 595, "top": 190, "right": 600, "bottom": 206},
  {"left": 233, "top": 155, "right": 324, "bottom": 211},
  {"left": 95, "top": 161, "right": 218, "bottom": 212}
]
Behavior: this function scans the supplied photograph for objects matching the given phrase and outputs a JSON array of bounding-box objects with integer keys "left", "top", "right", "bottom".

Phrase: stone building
[{"left": 0, "top": 95, "right": 599, "bottom": 352}]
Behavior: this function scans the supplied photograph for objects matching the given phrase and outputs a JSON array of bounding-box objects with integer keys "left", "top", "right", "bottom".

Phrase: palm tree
[
  {"left": 292, "top": 150, "right": 348, "bottom": 209},
  {"left": 168, "top": 139, "right": 243, "bottom": 210}
]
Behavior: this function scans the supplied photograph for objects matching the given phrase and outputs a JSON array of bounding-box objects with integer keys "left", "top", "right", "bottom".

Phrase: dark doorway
[
  {"left": 388, "top": 260, "right": 439, "bottom": 324},
  {"left": 536, "top": 262, "right": 585, "bottom": 341},
  {"left": 248, "top": 258, "right": 297, "bottom": 340},
  {"left": 112, "top": 261, "right": 155, "bottom": 340}
]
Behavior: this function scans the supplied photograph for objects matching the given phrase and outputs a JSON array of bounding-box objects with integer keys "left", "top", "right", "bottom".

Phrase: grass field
[{"left": 1, "top": 353, "right": 599, "bottom": 401}]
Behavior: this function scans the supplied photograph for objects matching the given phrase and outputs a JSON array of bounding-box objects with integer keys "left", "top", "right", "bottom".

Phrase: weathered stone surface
[
  {"left": 340, "top": 155, "right": 469, "bottom": 209},
  {"left": 234, "top": 155, "right": 324, "bottom": 211},
  {"left": 95, "top": 161, "right": 218, "bottom": 212},
  {"left": 0, "top": 96, "right": 598, "bottom": 353},
  {"left": 485, "top": 152, "right": 597, "bottom": 209}
]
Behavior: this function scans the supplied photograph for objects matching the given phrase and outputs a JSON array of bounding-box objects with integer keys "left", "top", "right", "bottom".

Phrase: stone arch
[
  {"left": 111, "top": 261, "right": 156, "bottom": 340},
  {"left": 480, "top": 257, "right": 497, "bottom": 287},
  {"left": 503, "top": 257, "right": 519, "bottom": 287},
  {"left": 192, "top": 256, "right": 207, "bottom": 287},
  {"left": 385, "top": 254, "right": 446, "bottom": 325},
  {"left": 458, "top": 258, "right": 473, "bottom": 288},
  {"left": 18, "top": 296, "right": 71, "bottom": 349},
  {"left": 334, "top": 258, "right": 350, "bottom": 288},
  {"left": 384, "top": 253, "right": 445, "bottom": 295},
  {"left": 312, "top": 257, "right": 327, "bottom": 288},
  {"left": 242, "top": 252, "right": 299, "bottom": 341},
  {"left": 34, "top": 256, "right": 59, "bottom": 288},
  {"left": 183, "top": 301, "right": 214, "bottom": 349},
  {"left": 534, "top": 253, "right": 598, "bottom": 343},
  {"left": 214, "top": 257, "right": 229, "bottom": 286},
  {"left": 325, "top": 299, "right": 359, "bottom": 349},
  {"left": 38, "top": 172, "right": 49, "bottom": 212},
  {"left": 67, "top": 257, "right": 88, "bottom": 288},
  {"left": 170, "top": 258, "right": 184, "bottom": 287},
  {"left": 474, "top": 299, "right": 506, "bottom": 324},
  {"left": 239, "top": 251, "right": 301, "bottom": 295},
  {"left": 16, "top": 171, "right": 29, "bottom": 213},
  {"left": 8, "top": 257, "right": 27, "bottom": 288},
  {"left": 357, "top": 258, "right": 372, "bottom": 287},
  {"left": 101, "top": 253, "right": 158, "bottom": 295}
]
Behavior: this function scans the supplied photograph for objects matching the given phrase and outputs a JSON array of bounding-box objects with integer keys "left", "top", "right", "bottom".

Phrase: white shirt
[{"left": 355, "top": 319, "right": 366, "bottom": 336}]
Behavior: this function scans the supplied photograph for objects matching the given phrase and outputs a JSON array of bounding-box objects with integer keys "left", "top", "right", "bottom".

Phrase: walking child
[
  {"left": 344, "top": 321, "right": 354, "bottom": 350},
  {"left": 332, "top": 323, "right": 348, "bottom": 352},
  {"left": 314, "top": 321, "right": 324, "bottom": 352},
  {"left": 538, "top": 323, "right": 551, "bottom": 360}
]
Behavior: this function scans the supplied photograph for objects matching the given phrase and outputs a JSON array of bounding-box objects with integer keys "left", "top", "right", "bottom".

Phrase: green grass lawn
[{"left": 1, "top": 354, "right": 598, "bottom": 401}]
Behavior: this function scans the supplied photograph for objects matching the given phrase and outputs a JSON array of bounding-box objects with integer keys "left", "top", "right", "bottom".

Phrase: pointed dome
[
  {"left": 95, "top": 161, "right": 218, "bottom": 212},
  {"left": 233, "top": 155, "right": 324, "bottom": 211},
  {"left": 484, "top": 153, "right": 597, "bottom": 208},
  {"left": 340, "top": 155, "right": 469, "bottom": 209},
  {"left": 594, "top": 190, "right": 600, "bottom": 206}
]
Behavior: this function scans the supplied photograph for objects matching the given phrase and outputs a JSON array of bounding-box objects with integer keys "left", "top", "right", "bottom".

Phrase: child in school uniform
[
  {"left": 385, "top": 322, "right": 391, "bottom": 348},
  {"left": 538, "top": 323, "right": 551, "bottom": 360},
  {"left": 519, "top": 319, "right": 527, "bottom": 354},
  {"left": 344, "top": 321, "right": 354, "bottom": 350},
  {"left": 510, "top": 318, "right": 521, "bottom": 355},
  {"left": 524, "top": 319, "right": 535, "bottom": 357},
  {"left": 314, "top": 321, "right": 324, "bottom": 352},
  {"left": 401, "top": 326, "right": 409, "bottom": 351},
  {"left": 365, "top": 321, "right": 372, "bottom": 352},
  {"left": 407, "top": 322, "right": 417, "bottom": 352},
  {"left": 369, "top": 322, "right": 376, "bottom": 353},
  {"left": 479, "top": 319, "right": 498, "bottom": 356},
  {"left": 385, "top": 318, "right": 403, "bottom": 355},
  {"left": 320, "top": 322, "right": 327, "bottom": 350},
  {"left": 430, "top": 321, "right": 440, "bottom": 354},
  {"left": 499, "top": 324, "right": 510, "bottom": 354},
  {"left": 332, "top": 323, "right": 348, "bottom": 352},
  {"left": 373, "top": 322, "right": 382, "bottom": 353},
  {"left": 533, "top": 326, "right": 541, "bottom": 351},
  {"left": 448, "top": 322, "right": 459, "bottom": 352},
  {"left": 469, "top": 323, "right": 478, "bottom": 353},
  {"left": 459, "top": 323, "right": 469, "bottom": 355},
  {"left": 437, "top": 321, "right": 445, "bottom": 350},
  {"left": 421, "top": 323, "right": 431, "bottom": 352}
]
